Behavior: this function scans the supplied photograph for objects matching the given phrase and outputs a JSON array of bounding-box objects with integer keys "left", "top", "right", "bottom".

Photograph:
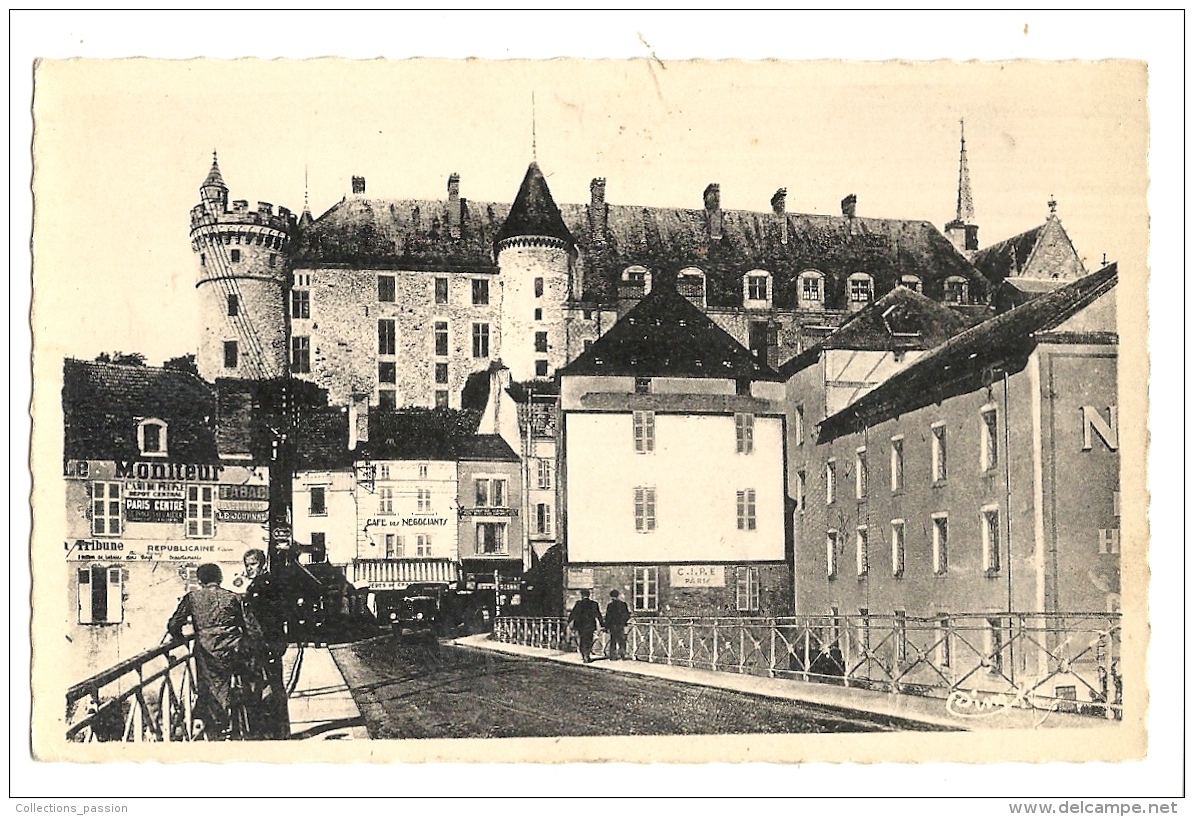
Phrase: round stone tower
[
  {"left": 494, "top": 162, "right": 577, "bottom": 382},
  {"left": 189, "top": 152, "right": 294, "bottom": 382}
]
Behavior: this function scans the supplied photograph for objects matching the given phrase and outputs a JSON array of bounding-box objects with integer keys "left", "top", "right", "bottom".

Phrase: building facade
[{"left": 558, "top": 283, "right": 791, "bottom": 617}]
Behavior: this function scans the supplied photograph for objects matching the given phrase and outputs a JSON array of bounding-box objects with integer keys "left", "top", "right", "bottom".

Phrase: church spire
[{"left": 955, "top": 119, "right": 974, "bottom": 223}]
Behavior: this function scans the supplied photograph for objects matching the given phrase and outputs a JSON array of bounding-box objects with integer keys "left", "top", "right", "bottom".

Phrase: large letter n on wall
[{"left": 1081, "top": 406, "right": 1119, "bottom": 451}]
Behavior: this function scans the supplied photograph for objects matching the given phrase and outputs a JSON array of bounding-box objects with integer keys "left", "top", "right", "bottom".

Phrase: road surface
[{"left": 329, "top": 635, "right": 945, "bottom": 739}]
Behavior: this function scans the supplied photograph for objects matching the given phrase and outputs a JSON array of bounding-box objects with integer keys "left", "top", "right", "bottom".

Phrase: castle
[{"left": 189, "top": 131, "right": 1085, "bottom": 412}]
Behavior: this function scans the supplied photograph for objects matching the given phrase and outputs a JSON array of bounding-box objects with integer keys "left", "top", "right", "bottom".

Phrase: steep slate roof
[
  {"left": 493, "top": 162, "right": 576, "bottom": 251},
  {"left": 294, "top": 168, "right": 987, "bottom": 309},
  {"left": 294, "top": 408, "right": 353, "bottom": 470},
  {"left": 971, "top": 224, "right": 1044, "bottom": 286},
  {"left": 558, "top": 281, "right": 783, "bottom": 381},
  {"left": 818, "top": 263, "right": 1118, "bottom": 441},
  {"left": 356, "top": 409, "right": 491, "bottom": 461},
  {"left": 777, "top": 285, "right": 975, "bottom": 378},
  {"left": 63, "top": 359, "right": 219, "bottom": 462},
  {"left": 455, "top": 434, "right": 521, "bottom": 463},
  {"left": 202, "top": 154, "right": 226, "bottom": 190}
]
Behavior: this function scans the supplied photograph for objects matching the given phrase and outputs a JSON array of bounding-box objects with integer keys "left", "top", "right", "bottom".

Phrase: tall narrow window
[
  {"left": 378, "top": 487, "right": 394, "bottom": 515},
  {"left": 535, "top": 360, "right": 549, "bottom": 377},
  {"left": 472, "top": 278, "right": 489, "bottom": 305},
  {"left": 537, "top": 459, "right": 553, "bottom": 490},
  {"left": 472, "top": 323, "right": 489, "bottom": 358},
  {"left": 855, "top": 527, "right": 869, "bottom": 577},
  {"left": 223, "top": 341, "right": 238, "bottom": 369},
  {"left": 186, "top": 486, "right": 215, "bottom": 538},
  {"left": 931, "top": 422, "right": 947, "bottom": 482},
  {"left": 932, "top": 514, "right": 949, "bottom": 575},
  {"left": 417, "top": 488, "right": 432, "bottom": 513},
  {"left": 378, "top": 320, "right": 396, "bottom": 355},
  {"left": 794, "top": 405, "right": 805, "bottom": 446},
  {"left": 308, "top": 533, "right": 327, "bottom": 563},
  {"left": 982, "top": 507, "right": 1002, "bottom": 574},
  {"left": 416, "top": 534, "right": 433, "bottom": 557},
  {"left": 735, "top": 566, "right": 761, "bottom": 611},
  {"left": 826, "top": 459, "right": 837, "bottom": 505},
  {"left": 891, "top": 520, "right": 905, "bottom": 578},
  {"left": 230, "top": 249, "right": 241, "bottom": 263},
  {"left": 981, "top": 407, "right": 999, "bottom": 471},
  {"left": 418, "top": 464, "right": 428, "bottom": 480},
  {"left": 434, "top": 362, "right": 449, "bottom": 384},
  {"left": 91, "top": 482, "right": 122, "bottom": 536},
  {"left": 378, "top": 362, "right": 397, "bottom": 384},
  {"left": 378, "top": 274, "right": 396, "bottom": 302},
  {"left": 536, "top": 502, "right": 552, "bottom": 536},
  {"left": 736, "top": 489, "right": 757, "bottom": 531},
  {"left": 826, "top": 530, "right": 839, "bottom": 579},
  {"left": 534, "top": 277, "right": 544, "bottom": 298},
  {"left": 890, "top": 436, "right": 905, "bottom": 492},
  {"left": 633, "top": 411, "right": 655, "bottom": 453},
  {"left": 795, "top": 470, "right": 806, "bottom": 514},
  {"left": 379, "top": 464, "right": 391, "bottom": 480},
  {"left": 291, "top": 336, "right": 311, "bottom": 374},
  {"left": 227, "top": 294, "right": 239, "bottom": 316},
  {"left": 434, "top": 277, "right": 449, "bottom": 305},
  {"left": 855, "top": 447, "right": 868, "bottom": 498},
  {"left": 535, "top": 331, "right": 548, "bottom": 353},
  {"left": 434, "top": 321, "right": 449, "bottom": 357},
  {"left": 291, "top": 289, "right": 310, "bottom": 319},
  {"left": 634, "top": 487, "right": 657, "bottom": 533},
  {"left": 735, "top": 413, "right": 755, "bottom": 454},
  {"left": 384, "top": 534, "right": 404, "bottom": 559},
  {"left": 309, "top": 486, "right": 327, "bottom": 516},
  {"left": 138, "top": 419, "right": 167, "bottom": 457},
  {"left": 491, "top": 479, "right": 506, "bottom": 508},
  {"left": 633, "top": 567, "right": 659, "bottom": 612}
]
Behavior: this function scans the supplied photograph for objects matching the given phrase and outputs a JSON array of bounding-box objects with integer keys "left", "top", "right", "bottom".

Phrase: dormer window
[
  {"left": 137, "top": 418, "right": 168, "bottom": 457},
  {"left": 622, "top": 266, "right": 652, "bottom": 293},
  {"left": 743, "top": 270, "right": 772, "bottom": 309},
  {"left": 847, "top": 273, "right": 874, "bottom": 307},
  {"left": 798, "top": 270, "right": 824, "bottom": 308},
  {"left": 901, "top": 275, "right": 923, "bottom": 293},
  {"left": 943, "top": 276, "right": 969, "bottom": 304},
  {"left": 677, "top": 267, "right": 707, "bottom": 308}
]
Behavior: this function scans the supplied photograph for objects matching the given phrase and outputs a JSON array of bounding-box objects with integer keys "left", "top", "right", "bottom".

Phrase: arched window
[
  {"left": 900, "top": 275, "right": 923, "bottom": 293},
  {"left": 847, "top": 273, "right": 874, "bottom": 306},
  {"left": 743, "top": 269, "right": 772, "bottom": 309},
  {"left": 943, "top": 276, "right": 969, "bottom": 304},
  {"left": 137, "top": 418, "right": 168, "bottom": 457},
  {"left": 622, "top": 265, "right": 652, "bottom": 294},
  {"left": 676, "top": 267, "right": 707, "bottom": 307},
  {"left": 798, "top": 270, "right": 825, "bottom": 308}
]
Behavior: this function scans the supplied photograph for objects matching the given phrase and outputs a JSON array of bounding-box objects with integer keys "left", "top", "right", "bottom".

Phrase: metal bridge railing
[
  {"left": 66, "top": 635, "right": 201, "bottom": 742},
  {"left": 493, "top": 612, "right": 1122, "bottom": 720}
]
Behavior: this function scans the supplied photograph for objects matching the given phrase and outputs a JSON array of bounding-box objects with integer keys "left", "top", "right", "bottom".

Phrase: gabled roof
[
  {"left": 971, "top": 224, "right": 1044, "bottom": 285},
  {"left": 777, "top": 285, "right": 974, "bottom": 378},
  {"left": 558, "top": 280, "right": 782, "bottom": 381},
  {"left": 818, "top": 263, "right": 1118, "bottom": 441},
  {"left": 63, "top": 359, "right": 219, "bottom": 462},
  {"left": 494, "top": 162, "right": 576, "bottom": 252}
]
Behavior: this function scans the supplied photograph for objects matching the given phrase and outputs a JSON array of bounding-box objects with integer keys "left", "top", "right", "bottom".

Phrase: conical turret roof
[
  {"left": 201, "top": 152, "right": 226, "bottom": 190},
  {"left": 495, "top": 162, "right": 575, "bottom": 251}
]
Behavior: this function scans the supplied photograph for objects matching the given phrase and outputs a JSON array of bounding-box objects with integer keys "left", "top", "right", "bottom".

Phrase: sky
[{"left": 32, "top": 41, "right": 1148, "bottom": 366}]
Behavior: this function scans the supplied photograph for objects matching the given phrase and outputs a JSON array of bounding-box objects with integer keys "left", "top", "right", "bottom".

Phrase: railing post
[
  {"left": 648, "top": 621, "right": 655, "bottom": 663},
  {"left": 712, "top": 622, "right": 718, "bottom": 671},
  {"left": 689, "top": 620, "right": 695, "bottom": 666},
  {"left": 739, "top": 623, "right": 746, "bottom": 674},
  {"left": 769, "top": 624, "right": 777, "bottom": 678},
  {"left": 802, "top": 626, "right": 811, "bottom": 682},
  {"left": 666, "top": 621, "right": 673, "bottom": 666}
]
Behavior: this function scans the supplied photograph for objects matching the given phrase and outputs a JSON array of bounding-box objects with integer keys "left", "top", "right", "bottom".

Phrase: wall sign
[
  {"left": 217, "top": 509, "right": 269, "bottom": 523},
  {"left": 670, "top": 566, "right": 726, "bottom": 587},
  {"left": 125, "top": 497, "right": 186, "bottom": 523},
  {"left": 459, "top": 507, "right": 518, "bottom": 518},
  {"left": 219, "top": 484, "right": 269, "bottom": 502}
]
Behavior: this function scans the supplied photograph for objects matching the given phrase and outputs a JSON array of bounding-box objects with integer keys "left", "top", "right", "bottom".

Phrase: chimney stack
[
  {"left": 348, "top": 393, "right": 370, "bottom": 450},
  {"left": 704, "top": 183, "right": 722, "bottom": 240},
  {"left": 589, "top": 178, "right": 608, "bottom": 241},
  {"left": 841, "top": 193, "right": 857, "bottom": 219},
  {"left": 351, "top": 176, "right": 366, "bottom": 196},
  {"left": 447, "top": 173, "right": 462, "bottom": 239},
  {"left": 771, "top": 188, "right": 788, "bottom": 245}
]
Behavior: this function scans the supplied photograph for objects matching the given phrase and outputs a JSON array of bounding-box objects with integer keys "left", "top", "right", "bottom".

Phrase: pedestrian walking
[
  {"left": 242, "top": 548, "right": 291, "bottom": 739},
  {"left": 566, "top": 589, "right": 604, "bottom": 663},
  {"left": 167, "top": 563, "right": 258, "bottom": 739},
  {"left": 604, "top": 589, "right": 631, "bottom": 660}
]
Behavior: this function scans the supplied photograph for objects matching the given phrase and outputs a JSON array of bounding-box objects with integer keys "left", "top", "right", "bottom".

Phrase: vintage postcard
[{"left": 28, "top": 54, "right": 1150, "bottom": 769}]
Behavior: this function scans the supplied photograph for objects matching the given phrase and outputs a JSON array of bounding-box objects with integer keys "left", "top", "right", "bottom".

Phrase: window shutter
[
  {"left": 77, "top": 568, "right": 93, "bottom": 624},
  {"left": 106, "top": 568, "right": 124, "bottom": 623}
]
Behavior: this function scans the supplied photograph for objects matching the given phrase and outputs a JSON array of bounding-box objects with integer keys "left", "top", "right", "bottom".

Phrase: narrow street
[{"left": 329, "top": 635, "right": 944, "bottom": 739}]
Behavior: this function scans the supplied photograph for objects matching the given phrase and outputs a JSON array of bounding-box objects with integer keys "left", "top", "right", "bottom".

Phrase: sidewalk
[
  {"left": 453, "top": 634, "right": 1116, "bottom": 731},
  {"left": 282, "top": 645, "right": 370, "bottom": 740}
]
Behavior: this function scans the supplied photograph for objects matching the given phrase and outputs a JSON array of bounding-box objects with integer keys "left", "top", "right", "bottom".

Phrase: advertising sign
[
  {"left": 124, "top": 496, "right": 186, "bottom": 523},
  {"left": 670, "top": 565, "right": 726, "bottom": 587}
]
